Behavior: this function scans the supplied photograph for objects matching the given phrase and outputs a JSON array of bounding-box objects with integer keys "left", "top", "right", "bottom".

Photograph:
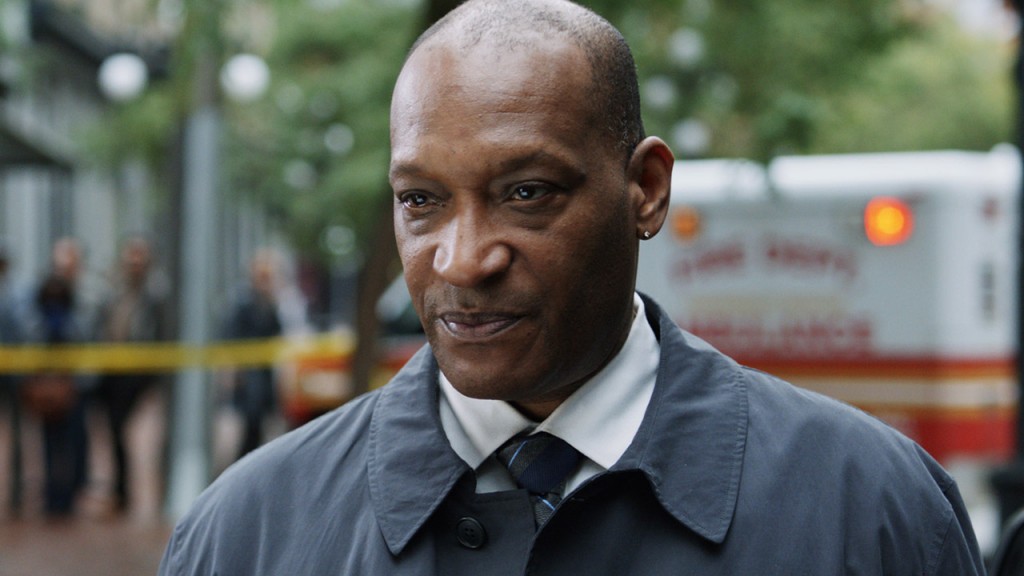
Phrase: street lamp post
[{"left": 165, "top": 53, "right": 221, "bottom": 519}]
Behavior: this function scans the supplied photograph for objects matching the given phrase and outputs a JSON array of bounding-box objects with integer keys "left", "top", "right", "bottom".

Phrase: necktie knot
[{"left": 496, "top": 432, "right": 581, "bottom": 527}]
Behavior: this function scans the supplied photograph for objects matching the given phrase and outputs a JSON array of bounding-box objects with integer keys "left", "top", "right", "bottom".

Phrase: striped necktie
[{"left": 496, "top": 432, "right": 581, "bottom": 528}]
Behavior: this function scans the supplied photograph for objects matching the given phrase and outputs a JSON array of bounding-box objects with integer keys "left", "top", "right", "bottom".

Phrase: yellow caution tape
[{"left": 0, "top": 333, "right": 356, "bottom": 374}]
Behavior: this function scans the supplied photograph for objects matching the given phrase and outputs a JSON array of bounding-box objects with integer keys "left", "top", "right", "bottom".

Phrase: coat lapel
[
  {"left": 613, "top": 296, "right": 748, "bottom": 544},
  {"left": 368, "top": 346, "right": 471, "bottom": 555}
]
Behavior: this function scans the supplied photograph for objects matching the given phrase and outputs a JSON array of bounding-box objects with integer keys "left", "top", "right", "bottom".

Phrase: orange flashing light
[
  {"left": 864, "top": 196, "right": 913, "bottom": 246},
  {"left": 671, "top": 206, "right": 702, "bottom": 242}
]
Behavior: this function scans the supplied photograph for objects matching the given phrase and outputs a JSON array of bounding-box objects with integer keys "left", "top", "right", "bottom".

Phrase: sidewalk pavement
[
  {"left": 0, "top": 516, "right": 173, "bottom": 576},
  {"left": 0, "top": 380, "right": 275, "bottom": 576},
  {"left": 0, "top": 387, "right": 183, "bottom": 576}
]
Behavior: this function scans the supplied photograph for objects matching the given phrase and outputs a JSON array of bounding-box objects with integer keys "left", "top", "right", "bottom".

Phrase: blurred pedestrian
[
  {"left": 93, "top": 234, "right": 168, "bottom": 512},
  {"left": 222, "top": 249, "right": 283, "bottom": 459},
  {"left": 0, "top": 244, "right": 26, "bottom": 513},
  {"left": 0, "top": 244, "right": 22, "bottom": 339},
  {"left": 49, "top": 236, "right": 102, "bottom": 329},
  {"left": 22, "top": 238, "right": 93, "bottom": 516}
]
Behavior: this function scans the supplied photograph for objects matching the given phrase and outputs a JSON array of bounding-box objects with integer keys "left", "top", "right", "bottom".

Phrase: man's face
[
  {"left": 390, "top": 37, "right": 640, "bottom": 418},
  {"left": 122, "top": 240, "right": 151, "bottom": 288},
  {"left": 52, "top": 240, "right": 81, "bottom": 282}
]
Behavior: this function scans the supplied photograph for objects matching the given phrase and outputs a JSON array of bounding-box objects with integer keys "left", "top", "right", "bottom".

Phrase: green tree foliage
[
  {"left": 625, "top": 1, "right": 1011, "bottom": 160},
  {"left": 810, "top": 14, "right": 1013, "bottom": 153},
  {"left": 223, "top": 0, "right": 419, "bottom": 263},
  {"left": 617, "top": 0, "right": 913, "bottom": 160}
]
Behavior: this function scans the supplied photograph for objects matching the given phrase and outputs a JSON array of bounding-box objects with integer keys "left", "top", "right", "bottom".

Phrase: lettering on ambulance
[
  {"left": 763, "top": 237, "right": 858, "bottom": 283},
  {"left": 671, "top": 237, "right": 857, "bottom": 285},
  {"left": 672, "top": 241, "right": 746, "bottom": 282},
  {"left": 685, "top": 316, "right": 874, "bottom": 360}
]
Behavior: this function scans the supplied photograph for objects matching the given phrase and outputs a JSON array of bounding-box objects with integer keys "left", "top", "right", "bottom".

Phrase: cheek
[
  {"left": 396, "top": 222, "right": 432, "bottom": 267},
  {"left": 560, "top": 207, "right": 637, "bottom": 298},
  {"left": 396, "top": 232, "right": 432, "bottom": 302},
  {"left": 553, "top": 213, "right": 626, "bottom": 273}
]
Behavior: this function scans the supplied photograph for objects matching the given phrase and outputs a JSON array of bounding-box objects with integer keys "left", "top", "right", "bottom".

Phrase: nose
[{"left": 433, "top": 210, "right": 511, "bottom": 288}]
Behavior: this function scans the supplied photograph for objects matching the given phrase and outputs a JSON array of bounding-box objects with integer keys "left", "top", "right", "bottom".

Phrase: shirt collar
[{"left": 439, "top": 293, "right": 658, "bottom": 471}]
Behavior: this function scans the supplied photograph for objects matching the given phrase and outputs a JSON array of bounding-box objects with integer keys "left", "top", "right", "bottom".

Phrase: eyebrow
[
  {"left": 501, "top": 150, "right": 582, "bottom": 175},
  {"left": 388, "top": 161, "right": 423, "bottom": 182},
  {"left": 389, "top": 149, "right": 585, "bottom": 183}
]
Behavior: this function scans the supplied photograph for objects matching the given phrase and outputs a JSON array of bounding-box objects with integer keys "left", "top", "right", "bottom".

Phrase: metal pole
[
  {"left": 1014, "top": 1, "right": 1024, "bottom": 464},
  {"left": 164, "top": 18, "right": 222, "bottom": 515},
  {"left": 165, "top": 103, "right": 219, "bottom": 518}
]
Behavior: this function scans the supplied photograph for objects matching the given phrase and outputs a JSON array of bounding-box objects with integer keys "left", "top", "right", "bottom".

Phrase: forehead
[{"left": 390, "top": 35, "right": 596, "bottom": 145}]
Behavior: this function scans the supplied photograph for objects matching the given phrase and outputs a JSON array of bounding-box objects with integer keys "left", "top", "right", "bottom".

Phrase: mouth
[{"left": 437, "top": 311, "right": 523, "bottom": 340}]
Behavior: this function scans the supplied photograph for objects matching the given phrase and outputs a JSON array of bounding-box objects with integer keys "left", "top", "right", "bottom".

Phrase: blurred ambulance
[{"left": 637, "top": 145, "right": 1020, "bottom": 465}]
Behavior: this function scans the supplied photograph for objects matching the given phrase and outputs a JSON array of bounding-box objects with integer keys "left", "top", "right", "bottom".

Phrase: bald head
[{"left": 408, "top": 0, "right": 644, "bottom": 156}]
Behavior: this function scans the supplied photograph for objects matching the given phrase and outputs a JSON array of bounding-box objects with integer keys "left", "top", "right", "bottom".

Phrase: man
[
  {"left": 94, "top": 235, "right": 168, "bottom": 511},
  {"left": 24, "top": 237, "right": 93, "bottom": 516},
  {"left": 0, "top": 244, "right": 26, "bottom": 512},
  {"left": 160, "top": 1, "right": 985, "bottom": 574},
  {"left": 221, "top": 248, "right": 283, "bottom": 459},
  {"left": 0, "top": 242, "right": 23, "bottom": 357}
]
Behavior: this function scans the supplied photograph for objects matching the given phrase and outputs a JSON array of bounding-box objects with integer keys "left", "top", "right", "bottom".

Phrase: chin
[{"left": 445, "top": 368, "right": 513, "bottom": 399}]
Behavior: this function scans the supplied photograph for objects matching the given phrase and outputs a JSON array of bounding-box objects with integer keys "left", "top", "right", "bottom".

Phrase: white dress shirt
[{"left": 439, "top": 293, "right": 660, "bottom": 494}]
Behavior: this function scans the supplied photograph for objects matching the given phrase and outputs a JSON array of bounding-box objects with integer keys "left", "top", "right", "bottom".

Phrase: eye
[
  {"left": 509, "top": 183, "right": 552, "bottom": 202},
  {"left": 399, "top": 191, "right": 432, "bottom": 208}
]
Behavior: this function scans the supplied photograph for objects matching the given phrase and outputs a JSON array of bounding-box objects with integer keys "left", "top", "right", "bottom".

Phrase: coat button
[{"left": 456, "top": 517, "right": 487, "bottom": 549}]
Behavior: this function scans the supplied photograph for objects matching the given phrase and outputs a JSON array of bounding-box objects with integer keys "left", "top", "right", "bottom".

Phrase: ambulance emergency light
[
  {"left": 863, "top": 196, "right": 914, "bottom": 246},
  {"left": 666, "top": 159, "right": 767, "bottom": 242}
]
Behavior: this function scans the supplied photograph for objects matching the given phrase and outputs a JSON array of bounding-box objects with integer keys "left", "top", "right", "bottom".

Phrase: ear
[{"left": 627, "top": 136, "right": 674, "bottom": 240}]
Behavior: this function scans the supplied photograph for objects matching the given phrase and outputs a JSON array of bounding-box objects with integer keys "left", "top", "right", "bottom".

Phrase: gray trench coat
[{"left": 160, "top": 296, "right": 985, "bottom": 575}]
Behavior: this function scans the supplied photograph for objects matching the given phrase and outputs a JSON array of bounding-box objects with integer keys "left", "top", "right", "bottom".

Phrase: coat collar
[
  {"left": 368, "top": 296, "right": 748, "bottom": 554},
  {"left": 613, "top": 295, "right": 747, "bottom": 544},
  {"left": 367, "top": 345, "right": 469, "bottom": 555}
]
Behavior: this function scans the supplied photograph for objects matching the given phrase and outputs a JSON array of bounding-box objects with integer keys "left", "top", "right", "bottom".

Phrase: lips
[{"left": 438, "top": 311, "right": 523, "bottom": 340}]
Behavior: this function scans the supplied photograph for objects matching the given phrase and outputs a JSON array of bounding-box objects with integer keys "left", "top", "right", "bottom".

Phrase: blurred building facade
[
  {"left": 1, "top": 0, "right": 116, "bottom": 286},
  {"left": 0, "top": 0, "right": 281, "bottom": 316}
]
